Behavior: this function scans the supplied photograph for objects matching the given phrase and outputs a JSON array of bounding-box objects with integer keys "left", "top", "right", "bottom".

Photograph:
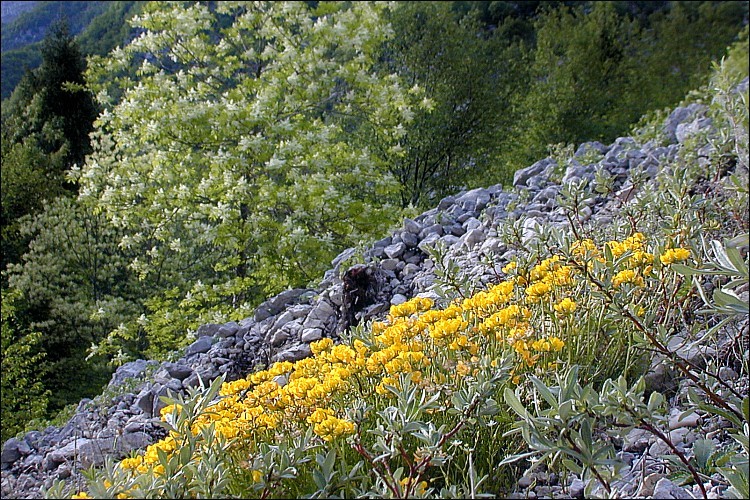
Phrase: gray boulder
[{"left": 185, "top": 336, "right": 213, "bottom": 356}]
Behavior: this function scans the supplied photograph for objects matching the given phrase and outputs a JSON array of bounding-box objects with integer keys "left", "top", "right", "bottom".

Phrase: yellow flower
[
  {"left": 571, "top": 238, "right": 601, "bottom": 260},
  {"left": 531, "top": 338, "right": 551, "bottom": 351},
  {"left": 400, "top": 477, "right": 428, "bottom": 496},
  {"left": 252, "top": 470, "right": 263, "bottom": 483},
  {"left": 502, "top": 261, "right": 517, "bottom": 273},
  {"left": 553, "top": 297, "right": 577, "bottom": 315},
  {"left": 628, "top": 250, "right": 654, "bottom": 267},
  {"left": 310, "top": 337, "right": 334, "bottom": 355},
  {"left": 660, "top": 247, "right": 691, "bottom": 265},
  {"left": 71, "top": 493, "right": 91, "bottom": 499},
  {"left": 548, "top": 337, "right": 565, "bottom": 352},
  {"left": 313, "top": 416, "right": 356, "bottom": 441},
  {"left": 525, "top": 281, "right": 552, "bottom": 301},
  {"left": 612, "top": 269, "right": 644, "bottom": 288},
  {"left": 456, "top": 361, "right": 471, "bottom": 377},
  {"left": 307, "top": 407, "right": 334, "bottom": 424}
]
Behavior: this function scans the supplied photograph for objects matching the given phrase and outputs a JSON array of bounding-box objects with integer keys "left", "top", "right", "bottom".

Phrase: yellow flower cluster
[
  {"left": 612, "top": 269, "right": 645, "bottom": 288},
  {"left": 553, "top": 297, "right": 577, "bottom": 316},
  {"left": 400, "top": 477, "right": 429, "bottom": 496},
  {"left": 118, "top": 338, "right": 364, "bottom": 475},
  {"left": 109, "top": 233, "right": 691, "bottom": 490},
  {"left": 660, "top": 247, "right": 691, "bottom": 265},
  {"left": 606, "top": 233, "right": 646, "bottom": 258}
]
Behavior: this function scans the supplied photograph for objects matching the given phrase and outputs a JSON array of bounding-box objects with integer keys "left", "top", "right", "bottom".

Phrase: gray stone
[
  {"left": 163, "top": 362, "right": 193, "bottom": 381},
  {"left": 301, "top": 328, "right": 323, "bottom": 343},
  {"left": 676, "top": 117, "right": 712, "bottom": 143},
  {"left": 166, "top": 378, "right": 183, "bottom": 392},
  {"left": 522, "top": 218, "right": 541, "bottom": 245},
  {"left": 108, "top": 359, "right": 156, "bottom": 388},
  {"left": 270, "top": 330, "right": 289, "bottom": 347},
  {"left": 384, "top": 242, "right": 407, "bottom": 259},
  {"left": 303, "top": 300, "right": 336, "bottom": 329},
  {"left": 644, "top": 356, "right": 677, "bottom": 394},
  {"left": 15, "top": 440, "right": 30, "bottom": 456},
  {"left": 152, "top": 386, "right": 172, "bottom": 417},
  {"left": 463, "top": 217, "right": 482, "bottom": 230},
  {"left": 402, "top": 263, "right": 420, "bottom": 277},
  {"left": 381, "top": 258, "right": 400, "bottom": 271},
  {"left": 46, "top": 439, "right": 90, "bottom": 464},
  {"left": 533, "top": 185, "right": 560, "bottom": 204},
  {"left": 719, "top": 366, "right": 739, "bottom": 381},
  {"left": 440, "top": 235, "right": 460, "bottom": 247},
  {"left": 456, "top": 188, "right": 491, "bottom": 212},
  {"left": 273, "top": 343, "right": 312, "bottom": 363},
  {"left": 331, "top": 247, "right": 357, "bottom": 270},
  {"left": 216, "top": 322, "right": 240, "bottom": 338},
  {"left": 255, "top": 288, "right": 309, "bottom": 321},
  {"left": 401, "top": 231, "right": 419, "bottom": 248},
  {"left": 185, "top": 336, "right": 213, "bottom": 356},
  {"left": 124, "top": 420, "right": 145, "bottom": 433},
  {"left": 448, "top": 223, "right": 466, "bottom": 236},
  {"left": 480, "top": 237, "right": 504, "bottom": 255},
  {"left": 575, "top": 141, "right": 608, "bottom": 158},
  {"left": 135, "top": 390, "right": 154, "bottom": 417},
  {"left": 636, "top": 473, "right": 666, "bottom": 498},
  {"left": 569, "top": 478, "right": 586, "bottom": 498},
  {"left": 419, "top": 224, "right": 443, "bottom": 239},
  {"left": 461, "top": 228, "right": 486, "bottom": 249},
  {"left": 652, "top": 477, "right": 695, "bottom": 499},
  {"left": 418, "top": 233, "right": 441, "bottom": 253},
  {"left": 669, "top": 410, "right": 701, "bottom": 430},
  {"left": 195, "top": 323, "right": 221, "bottom": 337},
  {"left": 391, "top": 294, "right": 407, "bottom": 306},
  {"left": 120, "top": 431, "right": 152, "bottom": 452},
  {"left": 1, "top": 439, "right": 21, "bottom": 465},
  {"left": 623, "top": 428, "right": 651, "bottom": 453},
  {"left": 518, "top": 476, "right": 533, "bottom": 488},
  {"left": 662, "top": 104, "right": 706, "bottom": 143},
  {"left": 514, "top": 158, "right": 554, "bottom": 187},
  {"left": 373, "top": 236, "right": 392, "bottom": 248},
  {"left": 437, "top": 195, "right": 455, "bottom": 210},
  {"left": 271, "top": 310, "right": 295, "bottom": 331},
  {"left": 403, "top": 218, "right": 422, "bottom": 234}
]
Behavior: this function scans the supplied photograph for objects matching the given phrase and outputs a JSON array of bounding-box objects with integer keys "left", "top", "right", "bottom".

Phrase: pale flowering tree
[{"left": 73, "top": 1, "right": 428, "bottom": 358}]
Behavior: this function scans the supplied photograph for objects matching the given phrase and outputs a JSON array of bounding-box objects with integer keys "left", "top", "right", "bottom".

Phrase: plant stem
[{"left": 633, "top": 416, "right": 708, "bottom": 499}]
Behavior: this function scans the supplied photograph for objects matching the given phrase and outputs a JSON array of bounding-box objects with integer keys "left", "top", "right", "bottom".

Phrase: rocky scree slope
[{"left": 1, "top": 87, "right": 748, "bottom": 498}]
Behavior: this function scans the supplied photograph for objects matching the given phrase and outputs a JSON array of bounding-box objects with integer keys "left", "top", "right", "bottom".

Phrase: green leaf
[
  {"left": 530, "top": 376, "right": 558, "bottom": 408},
  {"left": 504, "top": 388, "right": 528, "bottom": 418}
]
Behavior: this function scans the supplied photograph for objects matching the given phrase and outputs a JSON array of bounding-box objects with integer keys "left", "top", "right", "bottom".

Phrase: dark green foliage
[
  {"left": 74, "top": 1, "right": 143, "bottom": 57},
  {"left": 1, "top": 288, "right": 49, "bottom": 443},
  {"left": 0, "top": 45, "right": 42, "bottom": 99},
  {"left": 497, "top": 1, "right": 748, "bottom": 172},
  {"left": 5, "top": 197, "right": 142, "bottom": 411},
  {"left": 375, "top": 2, "right": 524, "bottom": 207},
  {"left": 0, "top": 1, "right": 108, "bottom": 51},
  {"left": 1, "top": 20, "right": 98, "bottom": 270},
  {"left": 1, "top": 1, "right": 141, "bottom": 100}
]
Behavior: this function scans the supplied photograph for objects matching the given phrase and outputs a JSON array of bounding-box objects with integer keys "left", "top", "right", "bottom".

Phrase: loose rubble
[{"left": 2, "top": 84, "right": 748, "bottom": 498}]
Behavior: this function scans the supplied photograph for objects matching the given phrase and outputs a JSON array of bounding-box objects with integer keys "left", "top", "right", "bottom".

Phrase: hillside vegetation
[
  {"left": 0, "top": 1, "right": 142, "bottom": 100},
  {"left": 45, "top": 30, "right": 750, "bottom": 499},
  {"left": 0, "top": 3, "right": 747, "bottom": 495}
]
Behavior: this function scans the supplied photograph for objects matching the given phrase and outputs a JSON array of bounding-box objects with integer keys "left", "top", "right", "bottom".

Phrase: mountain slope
[
  {"left": 1, "top": 71, "right": 746, "bottom": 498},
  {"left": 1, "top": 1, "right": 140, "bottom": 100}
]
